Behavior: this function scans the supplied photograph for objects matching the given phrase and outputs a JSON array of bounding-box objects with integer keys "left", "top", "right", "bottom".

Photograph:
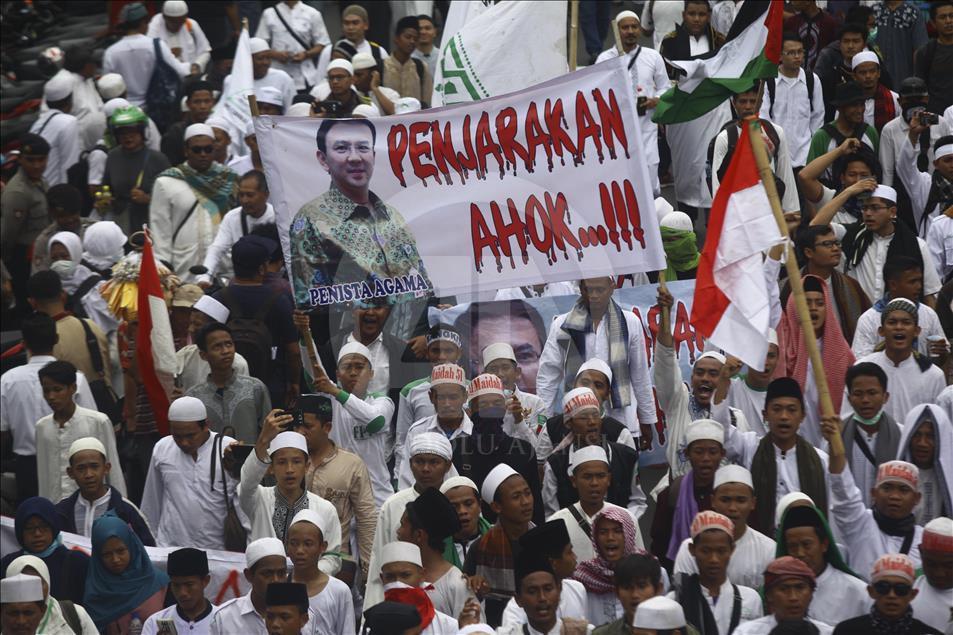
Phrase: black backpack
[
  {"left": 706, "top": 119, "right": 781, "bottom": 195},
  {"left": 67, "top": 274, "right": 103, "bottom": 319},
  {"left": 765, "top": 72, "right": 816, "bottom": 119},
  {"left": 66, "top": 144, "right": 108, "bottom": 215},
  {"left": 217, "top": 287, "right": 282, "bottom": 382},
  {"left": 145, "top": 38, "right": 182, "bottom": 131}
]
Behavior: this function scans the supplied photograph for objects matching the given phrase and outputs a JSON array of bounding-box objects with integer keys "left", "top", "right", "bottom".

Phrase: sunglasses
[
  {"left": 872, "top": 581, "right": 912, "bottom": 597},
  {"left": 188, "top": 145, "right": 215, "bottom": 154}
]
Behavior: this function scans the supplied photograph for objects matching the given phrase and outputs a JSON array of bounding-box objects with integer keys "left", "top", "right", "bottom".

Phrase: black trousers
[{"left": 13, "top": 453, "right": 38, "bottom": 505}]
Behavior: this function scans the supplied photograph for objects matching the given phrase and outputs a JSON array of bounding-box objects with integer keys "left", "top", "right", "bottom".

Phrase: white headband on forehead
[{"left": 936, "top": 144, "right": 953, "bottom": 160}]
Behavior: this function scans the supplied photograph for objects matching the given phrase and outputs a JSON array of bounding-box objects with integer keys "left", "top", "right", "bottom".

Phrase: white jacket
[{"left": 149, "top": 174, "right": 218, "bottom": 279}]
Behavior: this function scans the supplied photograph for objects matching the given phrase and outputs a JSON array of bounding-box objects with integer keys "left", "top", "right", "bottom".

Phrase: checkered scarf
[
  {"left": 573, "top": 506, "right": 644, "bottom": 594},
  {"left": 560, "top": 298, "right": 631, "bottom": 410}
]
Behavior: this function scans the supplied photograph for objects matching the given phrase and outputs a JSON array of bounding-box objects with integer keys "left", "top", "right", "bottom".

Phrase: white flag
[
  {"left": 432, "top": 0, "right": 569, "bottom": 107},
  {"left": 211, "top": 27, "right": 254, "bottom": 156}
]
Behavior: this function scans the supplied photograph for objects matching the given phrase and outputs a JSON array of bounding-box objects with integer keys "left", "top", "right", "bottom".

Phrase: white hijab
[
  {"left": 899, "top": 404, "right": 953, "bottom": 522},
  {"left": 48, "top": 231, "right": 97, "bottom": 295},
  {"left": 81, "top": 221, "right": 127, "bottom": 272}
]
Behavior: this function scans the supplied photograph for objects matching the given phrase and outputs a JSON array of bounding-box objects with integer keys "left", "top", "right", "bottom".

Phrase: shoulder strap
[
  {"left": 900, "top": 529, "right": 914, "bottom": 554},
  {"left": 766, "top": 78, "right": 776, "bottom": 119},
  {"left": 58, "top": 600, "right": 82, "bottom": 635},
  {"left": 172, "top": 199, "right": 200, "bottom": 246},
  {"left": 78, "top": 318, "right": 105, "bottom": 377},
  {"left": 72, "top": 274, "right": 102, "bottom": 305},
  {"left": 412, "top": 56, "right": 425, "bottom": 82},
  {"left": 852, "top": 427, "right": 878, "bottom": 466},
  {"left": 806, "top": 72, "right": 815, "bottom": 112},
  {"left": 272, "top": 4, "right": 312, "bottom": 51},
  {"left": 240, "top": 209, "right": 249, "bottom": 236},
  {"left": 567, "top": 504, "right": 592, "bottom": 538},
  {"left": 729, "top": 584, "right": 742, "bottom": 633},
  {"left": 627, "top": 46, "right": 643, "bottom": 70},
  {"left": 36, "top": 111, "right": 60, "bottom": 136}
]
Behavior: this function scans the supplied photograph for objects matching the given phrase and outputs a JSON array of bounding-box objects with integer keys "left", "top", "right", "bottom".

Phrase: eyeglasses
[
  {"left": 872, "top": 581, "right": 912, "bottom": 597},
  {"left": 188, "top": 145, "right": 215, "bottom": 154},
  {"left": 814, "top": 239, "right": 841, "bottom": 248},
  {"left": 860, "top": 204, "right": 890, "bottom": 213}
]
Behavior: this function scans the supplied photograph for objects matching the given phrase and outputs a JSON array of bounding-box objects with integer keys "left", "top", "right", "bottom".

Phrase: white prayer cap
[
  {"left": 193, "top": 295, "right": 229, "bottom": 323},
  {"left": 481, "top": 463, "right": 520, "bottom": 504},
  {"left": 44, "top": 72, "right": 73, "bottom": 102},
  {"left": 351, "top": 104, "right": 380, "bottom": 118},
  {"left": 871, "top": 184, "right": 897, "bottom": 204},
  {"left": 68, "top": 437, "right": 107, "bottom": 460},
  {"left": 167, "top": 396, "right": 207, "bottom": 422},
  {"left": 6, "top": 555, "right": 50, "bottom": 588},
  {"left": 381, "top": 541, "right": 422, "bottom": 567},
  {"left": 775, "top": 492, "right": 814, "bottom": 525},
  {"left": 184, "top": 123, "right": 215, "bottom": 142},
  {"left": 767, "top": 328, "right": 778, "bottom": 347},
  {"left": 655, "top": 196, "right": 674, "bottom": 222},
  {"left": 255, "top": 86, "right": 284, "bottom": 107},
  {"left": 935, "top": 144, "right": 953, "bottom": 160},
  {"left": 430, "top": 363, "right": 466, "bottom": 387},
  {"left": 327, "top": 59, "right": 354, "bottom": 75},
  {"left": 696, "top": 351, "right": 727, "bottom": 366},
  {"left": 459, "top": 626, "right": 495, "bottom": 635},
  {"left": 440, "top": 475, "right": 479, "bottom": 495},
  {"left": 851, "top": 50, "right": 880, "bottom": 70},
  {"left": 482, "top": 342, "right": 516, "bottom": 367},
  {"left": 633, "top": 596, "right": 686, "bottom": 629},
  {"left": 577, "top": 358, "right": 612, "bottom": 382},
  {"left": 97, "top": 73, "right": 127, "bottom": 100},
  {"left": 0, "top": 574, "right": 44, "bottom": 603},
  {"left": 287, "top": 102, "right": 312, "bottom": 117},
  {"left": 395, "top": 97, "right": 422, "bottom": 114},
  {"left": 615, "top": 9, "right": 640, "bottom": 24},
  {"left": 249, "top": 38, "right": 271, "bottom": 55},
  {"left": 338, "top": 341, "right": 372, "bottom": 364},
  {"left": 922, "top": 517, "right": 953, "bottom": 552},
  {"left": 563, "top": 387, "right": 601, "bottom": 418},
  {"left": 684, "top": 419, "right": 724, "bottom": 447},
  {"left": 162, "top": 0, "right": 188, "bottom": 16},
  {"left": 568, "top": 445, "right": 609, "bottom": 476},
  {"left": 245, "top": 537, "right": 286, "bottom": 568},
  {"left": 205, "top": 115, "right": 230, "bottom": 133},
  {"left": 268, "top": 431, "right": 308, "bottom": 456},
  {"left": 660, "top": 211, "right": 693, "bottom": 232},
  {"left": 409, "top": 432, "right": 452, "bottom": 461},
  {"left": 290, "top": 509, "right": 328, "bottom": 538},
  {"left": 713, "top": 465, "right": 753, "bottom": 491},
  {"left": 468, "top": 373, "right": 504, "bottom": 400},
  {"left": 103, "top": 97, "right": 131, "bottom": 118},
  {"left": 351, "top": 52, "right": 376, "bottom": 70}
]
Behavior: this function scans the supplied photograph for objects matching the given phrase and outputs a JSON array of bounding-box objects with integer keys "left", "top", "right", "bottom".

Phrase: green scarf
[
  {"left": 775, "top": 504, "right": 861, "bottom": 579},
  {"left": 661, "top": 226, "right": 699, "bottom": 281},
  {"left": 158, "top": 162, "right": 239, "bottom": 219},
  {"left": 442, "top": 516, "right": 492, "bottom": 568}
]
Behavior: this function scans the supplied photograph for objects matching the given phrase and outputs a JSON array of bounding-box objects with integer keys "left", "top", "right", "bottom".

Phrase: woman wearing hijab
[
  {"left": 898, "top": 404, "right": 952, "bottom": 525},
  {"left": 81, "top": 221, "right": 127, "bottom": 277},
  {"left": 775, "top": 274, "right": 855, "bottom": 447},
  {"left": 0, "top": 497, "right": 89, "bottom": 603},
  {"left": 573, "top": 506, "right": 645, "bottom": 628},
  {"left": 84, "top": 512, "right": 168, "bottom": 634},
  {"left": 6, "top": 555, "right": 98, "bottom": 634},
  {"left": 48, "top": 230, "right": 117, "bottom": 336}
]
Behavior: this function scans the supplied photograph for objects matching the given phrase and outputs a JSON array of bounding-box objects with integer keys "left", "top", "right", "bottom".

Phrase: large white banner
[{"left": 256, "top": 58, "right": 664, "bottom": 309}]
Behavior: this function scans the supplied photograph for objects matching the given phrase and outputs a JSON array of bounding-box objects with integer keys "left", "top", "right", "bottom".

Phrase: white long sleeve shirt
[
  {"left": 363, "top": 486, "right": 420, "bottom": 612},
  {"left": 711, "top": 120, "right": 800, "bottom": 213},
  {"left": 146, "top": 14, "right": 211, "bottom": 72},
  {"left": 878, "top": 116, "right": 941, "bottom": 188},
  {"left": 199, "top": 204, "right": 275, "bottom": 278},
  {"left": 836, "top": 224, "right": 942, "bottom": 300},
  {"left": 395, "top": 377, "right": 434, "bottom": 467},
  {"left": 911, "top": 576, "right": 953, "bottom": 634},
  {"left": 852, "top": 351, "right": 946, "bottom": 424},
  {"left": 808, "top": 565, "right": 871, "bottom": 626},
  {"left": 308, "top": 575, "right": 354, "bottom": 635},
  {"left": 325, "top": 390, "right": 395, "bottom": 508},
  {"left": 926, "top": 215, "right": 953, "bottom": 280},
  {"left": 210, "top": 593, "right": 318, "bottom": 635},
  {"left": 828, "top": 467, "right": 923, "bottom": 580},
  {"left": 547, "top": 501, "right": 645, "bottom": 564},
  {"left": 255, "top": 2, "right": 331, "bottom": 89},
  {"left": 35, "top": 406, "right": 126, "bottom": 502},
  {"left": 537, "top": 308, "right": 657, "bottom": 434},
  {"left": 0, "top": 355, "right": 96, "bottom": 455},
  {"left": 29, "top": 110, "right": 80, "bottom": 186},
  {"left": 850, "top": 303, "right": 945, "bottom": 359},
  {"left": 39, "top": 70, "right": 105, "bottom": 152},
  {"left": 759, "top": 70, "right": 826, "bottom": 167},
  {"left": 398, "top": 414, "right": 471, "bottom": 490},
  {"left": 895, "top": 135, "right": 946, "bottom": 237},
  {"left": 149, "top": 174, "right": 219, "bottom": 278},
  {"left": 221, "top": 68, "right": 296, "bottom": 112},
  {"left": 102, "top": 34, "right": 190, "bottom": 106},
  {"left": 673, "top": 527, "right": 777, "bottom": 589}
]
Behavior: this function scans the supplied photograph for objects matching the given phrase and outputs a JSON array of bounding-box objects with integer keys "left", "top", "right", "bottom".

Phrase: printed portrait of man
[{"left": 289, "top": 117, "right": 432, "bottom": 307}]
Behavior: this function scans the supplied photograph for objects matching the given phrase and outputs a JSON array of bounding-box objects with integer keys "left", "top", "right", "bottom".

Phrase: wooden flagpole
[
  {"left": 745, "top": 115, "right": 844, "bottom": 456},
  {"left": 569, "top": 0, "right": 580, "bottom": 71},
  {"left": 611, "top": 18, "right": 623, "bottom": 54}
]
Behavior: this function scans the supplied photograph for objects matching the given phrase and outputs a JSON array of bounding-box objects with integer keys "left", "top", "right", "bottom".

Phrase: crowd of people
[{"left": 1, "top": 0, "right": 952, "bottom": 634}]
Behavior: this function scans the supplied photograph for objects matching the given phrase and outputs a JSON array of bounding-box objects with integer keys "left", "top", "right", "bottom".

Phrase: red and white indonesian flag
[
  {"left": 136, "top": 233, "right": 176, "bottom": 435},
  {"left": 690, "top": 123, "right": 784, "bottom": 371}
]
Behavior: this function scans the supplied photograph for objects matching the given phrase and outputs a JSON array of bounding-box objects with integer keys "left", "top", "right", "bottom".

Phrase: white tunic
[
  {"left": 146, "top": 14, "right": 212, "bottom": 71},
  {"left": 829, "top": 468, "right": 923, "bottom": 580},
  {"left": 149, "top": 174, "right": 221, "bottom": 279},
  {"left": 911, "top": 576, "right": 952, "bottom": 634},
  {"left": 255, "top": 2, "right": 331, "bottom": 89},
  {"left": 398, "top": 414, "right": 472, "bottom": 490},
  {"left": 501, "top": 579, "right": 588, "bottom": 627},
  {"left": 39, "top": 69, "right": 105, "bottom": 152},
  {"left": 210, "top": 593, "right": 318, "bottom": 635},
  {"left": 199, "top": 204, "right": 276, "bottom": 280},
  {"left": 809, "top": 565, "right": 870, "bottom": 626},
  {"left": 428, "top": 565, "right": 476, "bottom": 620},
  {"left": 142, "top": 603, "right": 216, "bottom": 635},
  {"left": 673, "top": 527, "right": 777, "bottom": 588},
  {"left": 758, "top": 69, "right": 826, "bottom": 167},
  {"left": 308, "top": 575, "right": 355, "bottom": 635},
  {"left": 851, "top": 303, "right": 945, "bottom": 359},
  {"left": 727, "top": 379, "right": 768, "bottom": 437},
  {"left": 35, "top": 405, "right": 126, "bottom": 502},
  {"left": 926, "top": 215, "right": 953, "bottom": 280},
  {"left": 29, "top": 110, "right": 80, "bottom": 186},
  {"left": 140, "top": 432, "right": 242, "bottom": 550},
  {"left": 363, "top": 487, "right": 420, "bottom": 612},
  {"left": 395, "top": 378, "right": 435, "bottom": 464},
  {"left": 547, "top": 502, "right": 646, "bottom": 564},
  {"left": 326, "top": 390, "right": 396, "bottom": 508},
  {"left": 853, "top": 352, "right": 947, "bottom": 425},
  {"left": 175, "top": 345, "right": 249, "bottom": 393},
  {"left": 102, "top": 34, "right": 190, "bottom": 106},
  {"left": 733, "top": 615, "right": 833, "bottom": 635},
  {"left": 667, "top": 581, "right": 764, "bottom": 635}
]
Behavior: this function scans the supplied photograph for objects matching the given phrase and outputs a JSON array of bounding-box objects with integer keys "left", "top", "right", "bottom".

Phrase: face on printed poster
[{"left": 255, "top": 59, "right": 665, "bottom": 309}]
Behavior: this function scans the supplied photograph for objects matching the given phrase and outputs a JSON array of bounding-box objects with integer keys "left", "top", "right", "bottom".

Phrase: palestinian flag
[
  {"left": 690, "top": 121, "right": 784, "bottom": 371},
  {"left": 653, "top": 0, "right": 783, "bottom": 124}
]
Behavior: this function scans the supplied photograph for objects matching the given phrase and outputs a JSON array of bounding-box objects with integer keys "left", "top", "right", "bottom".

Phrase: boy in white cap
[
  {"left": 254, "top": 0, "right": 330, "bottom": 91},
  {"left": 174, "top": 294, "right": 250, "bottom": 391},
  {"left": 285, "top": 509, "right": 355, "bottom": 633},
  {"left": 255, "top": 86, "right": 286, "bottom": 116},
  {"left": 141, "top": 395, "right": 242, "bottom": 550},
  {"left": 440, "top": 476, "right": 491, "bottom": 568},
  {"left": 673, "top": 465, "right": 776, "bottom": 589},
  {"left": 897, "top": 121, "right": 953, "bottom": 236},
  {"left": 632, "top": 596, "right": 689, "bottom": 635},
  {"left": 482, "top": 341, "right": 547, "bottom": 442},
  {"left": 669, "top": 511, "right": 763, "bottom": 634},
  {"left": 29, "top": 73, "right": 80, "bottom": 186},
  {"left": 237, "top": 411, "right": 342, "bottom": 575},
  {"left": 311, "top": 339, "right": 394, "bottom": 507},
  {"left": 351, "top": 52, "right": 399, "bottom": 115},
  {"left": 398, "top": 364, "right": 471, "bottom": 489},
  {"left": 221, "top": 38, "right": 296, "bottom": 111},
  {"left": 912, "top": 517, "right": 953, "bottom": 633},
  {"left": 55, "top": 437, "right": 153, "bottom": 544},
  {"left": 146, "top": 1, "right": 211, "bottom": 74},
  {"left": 211, "top": 536, "right": 315, "bottom": 634},
  {"left": 542, "top": 387, "right": 644, "bottom": 520},
  {"left": 0, "top": 574, "right": 46, "bottom": 634},
  {"left": 379, "top": 542, "right": 459, "bottom": 634}
]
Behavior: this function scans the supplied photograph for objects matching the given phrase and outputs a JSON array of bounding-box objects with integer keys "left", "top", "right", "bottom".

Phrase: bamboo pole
[
  {"left": 745, "top": 115, "right": 845, "bottom": 456},
  {"left": 611, "top": 18, "right": 623, "bottom": 54},
  {"left": 247, "top": 95, "right": 260, "bottom": 117},
  {"left": 569, "top": 0, "right": 580, "bottom": 71}
]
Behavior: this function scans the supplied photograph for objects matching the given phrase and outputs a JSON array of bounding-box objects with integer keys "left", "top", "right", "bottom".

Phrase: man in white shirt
[
  {"left": 494, "top": 550, "right": 590, "bottom": 635},
  {"left": 198, "top": 169, "right": 274, "bottom": 285},
  {"left": 895, "top": 119, "right": 953, "bottom": 237},
  {"left": 911, "top": 517, "right": 953, "bottom": 634},
  {"left": 761, "top": 33, "right": 826, "bottom": 168},
  {"left": 142, "top": 547, "right": 216, "bottom": 635},
  {"left": 594, "top": 10, "right": 669, "bottom": 196},
  {"left": 140, "top": 396, "right": 242, "bottom": 550},
  {"left": 314, "top": 4, "right": 390, "bottom": 83},
  {"left": 102, "top": 2, "right": 190, "bottom": 107},
  {"left": 255, "top": 0, "right": 330, "bottom": 91},
  {"left": 221, "top": 38, "right": 296, "bottom": 112},
  {"left": 146, "top": 1, "right": 211, "bottom": 75},
  {"left": 673, "top": 466, "right": 776, "bottom": 589},
  {"left": 0, "top": 312, "right": 95, "bottom": 504},
  {"left": 850, "top": 51, "right": 900, "bottom": 133},
  {"left": 732, "top": 557, "right": 833, "bottom": 635},
  {"left": 878, "top": 78, "right": 942, "bottom": 189},
  {"left": 482, "top": 342, "right": 548, "bottom": 444},
  {"left": 29, "top": 74, "right": 80, "bottom": 187}
]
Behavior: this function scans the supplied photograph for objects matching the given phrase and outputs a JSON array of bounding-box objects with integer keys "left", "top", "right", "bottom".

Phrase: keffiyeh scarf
[
  {"left": 573, "top": 506, "right": 643, "bottom": 594},
  {"left": 158, "top": 162, "right": 239, "bottom": 219},
  {"left": 560, "top": 298, "right": 631, "bottom": 410}
]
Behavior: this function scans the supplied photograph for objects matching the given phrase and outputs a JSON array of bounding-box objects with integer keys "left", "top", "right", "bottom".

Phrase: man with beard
[{"left": 911, "top": 517, "right": 953, "bottom": 633}]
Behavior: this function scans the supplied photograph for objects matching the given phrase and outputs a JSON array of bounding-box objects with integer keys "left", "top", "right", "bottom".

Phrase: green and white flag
[{"left": 432, "top": 0, "right": 568, "bottom": 107}]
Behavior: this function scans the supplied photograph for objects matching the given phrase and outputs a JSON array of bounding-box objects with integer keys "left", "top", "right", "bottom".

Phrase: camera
[
  {"left": 920, "top": 112, "right": 939, "bottom": 126},
  {"left": 280, "top": 409, "right": 303, "bottom": 430},
  {"left": 314, "top": 100, "right": 343, "bottom": 117}
]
